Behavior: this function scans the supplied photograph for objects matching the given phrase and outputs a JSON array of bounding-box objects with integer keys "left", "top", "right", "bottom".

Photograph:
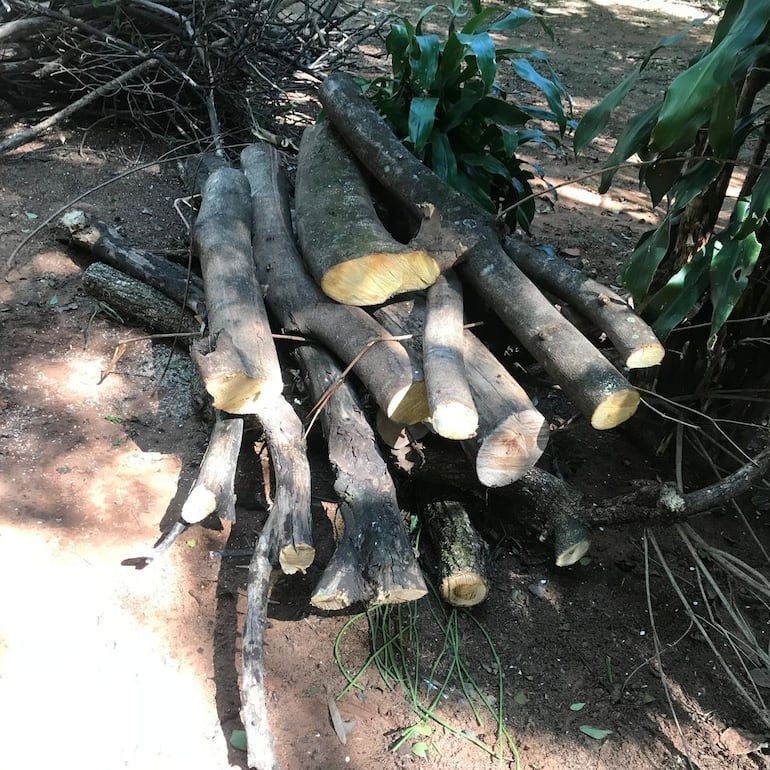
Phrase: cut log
[
  {"left": 375, "top": 410, "right": 430, "bottom": 449},
  {"left": 424, "top": 272, "right": 478, "bottom": 440},
  {"left": 61, "top": 209, "right": 206, "bottom": 319},
  {"left": 296, "top": 344, "right": 427, "bottom": 609},
  {"left": 253, "top": 393, "right": 315, "bottom": 574},
  {"left": 320, "top": 72, "right": 640, "bottom": 430},
  {"left": 295, "top": 121, "right": 439, "bottom": 306},
  {"left": 190, "top": 167, "right": 284, "bottom": 414},
  {"left": 422, "top": 498, "right": 489, "bottom": 607},
  {"left": 81, "top": 261, "right": 200, "bottom": 338},
  {"left": 502, "top": 238, "right": 665, "bottom": 369},
  {"left": 180, "top": 415, "right": 243, "bottom": 525},
  {"left": 375, "top": 297, "right": 548, "bottom": 486},
  {"left": 240, "top": 142, "right": 429, "bottom": 424}
]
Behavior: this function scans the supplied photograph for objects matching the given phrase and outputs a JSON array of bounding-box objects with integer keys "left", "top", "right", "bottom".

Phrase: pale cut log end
[
  {"left": 180, "top": 486, "right": 217, "bottom": 525},
  {"left": 205, "top": 372, "right": 284, "bottom": 415},
  {"left": 369, "top": 586, "right": 428, "bottom": 605},
  {"left": 320, "top": 251, "right": 440, "bottom": 306},
  {"left": 279, "top": 544, "right": 316, "bottom": 575},
  {"left": 375, "top": 410, "right": 430, "bottom": 448},
  {"left": 387, "top": 381, "right": 430, "bottom": 425},
  {"left": 590, "top": 388, "right": 640, "bottom": 430},
  {"left": 440, "top": 573, "right": 489, "bottom": 607},
  {"left": 625, "top": 342, "right": 666, "bottom": 369},
  {"left": 552, "top": 515, "right": 592, "bottom": 567},
  {"left": 475, "top": 411, "right": 549, "bottom": 487},
  {"left": 555, "top": 538, "right": 591, "bottom": 568},
  {"left": 311, "top": 591, "right": 355, "bottom": 612},
  {"left": 431, "top": 402, "right": 479, "bottom": 440}
]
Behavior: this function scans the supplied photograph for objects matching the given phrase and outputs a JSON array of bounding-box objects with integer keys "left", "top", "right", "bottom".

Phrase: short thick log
[
  {"left": 422, "top": 498, "right": 489, "bottom": 606},
  {"left": 254, "top": 393, "right": 315, "bottom": 574},
  {"left": 240, "top": 142, "right": 428, "bottom": 424},
  {"left": 320, "top": 73, "right": 640, "bottom": 430},
  {"left": 81, "top": 261, "right": 200, "bottom": 338},
  {"left": 295, "top": 121, "right": 439, "bottom": 306},
  {"left": 296, "top": 344, "right": 426, "bottom": 609},
  {"left": 376, "top": 297, "right": 548, "bottom": 486},
  {"left": 61, "top": 209, "right": 206, "bottom": 319},
  {"left": 191, "top": 167, "right": 284, "bottom": 414},
  {"left": 424, "top": 272, "right": 478, "bottom": 440},
  {"left": 502, "top": 238, "right": 665, "bottom": 369}
]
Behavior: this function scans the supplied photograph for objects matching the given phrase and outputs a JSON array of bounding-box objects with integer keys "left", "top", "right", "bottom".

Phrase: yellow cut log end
[
  {"left": 431, "top": 402, "right": 479, "bottom": 440},
  {"left": 387, "top": 381, "right": 430, "bottom": 425},
  {"left": 625, "top": 342, "right": 665, "bottom": 369},
  {"left": 321, "top": 250, "right": 440, "bottom": 306},
  {"left": 441, "top": 573, "right": 489, "bottom": 607},
  {"left": 590, "top": 388, "right": 641, "bottom": 430},
  {"left": 279, "top": 543, "right": 316, "bottom": 575}
]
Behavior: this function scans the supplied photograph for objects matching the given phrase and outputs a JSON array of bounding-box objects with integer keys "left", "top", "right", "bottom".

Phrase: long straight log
[
  {"left": 376, "top": 297, "right": 548, "bottom": 486},
  {"left": 320, "top": 72, "right": 640, "bottom": 430},
  {"left": 240, "top": 142, "right": 429, "bottom": 424},
  {"left": 424, "top": 272, "right": 478, "bottom": 440},
  {"left": 296, "top": 344, "right": 427, "bottom": 609},
  {"left": 61, "top": 209, "right": 206, "bottom": 319},
  {"left": 295, "top": 121, "right": 439, "bottom": 306},
  {"left": 191, "top": 167, "right": 284, "bottom": 414},
  {"left": 502, "top": 238, "right": 665, "bottom": 369}
]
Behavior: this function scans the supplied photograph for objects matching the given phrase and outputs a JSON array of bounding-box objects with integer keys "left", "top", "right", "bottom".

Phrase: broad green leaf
[
  {"left": 710, "top": 0, "right": 745, "bottom": 50},
  {"left": 386, "top": 23, "right": 413, "bottom": 79},
  {"left": 429, "top": 129, "right": 459, "bottom": 182},
  {"left": 510, "top": 58, "right": 566, "bottom": 134},
  {"left": 451, "top": 168, "right": 495, "bottom": 212},
  {"left": 413, "top": 723, "right": 432, "bottom": 737},
  {"left": 488, "top": 9, "right": 553, "bottom": 40},
  {"left": 643, "top": 157, "right": 685, "bottom": 208},
  {"left": 622, "top": 219, "right": 672, "bottom": 302},
  {"left": 414, "top": 5, "right": 436, "bottom": 34},
  {"left": 574, "top": 70, "right": 640, "bottom": 155},
  {"left": 407, "top": 97, "right": 439, "bottom": 155},
  {"left": 640, "top": 15, "right": 711, "bottom": 71},
  {"left": 599, "top": 104, "right": 660, "bottom": 193},
  {"left": 735, "top": 163, "right": 770, "bottom": 239},
  {"left": 230, "top": 730, "right": 247, "bottom": 751},
  {"left": 456, "top": 32, "right": 497, "bottom": 89},
  {"left": 668, "top": 158, "right": 722, "bottom": 213},
  {"left": 461, "top": 5, "right": 509, "bottom": 35},
  {"left": 651, "top": 3, "right": 770, "bottom": 151},
  {"left": 475, "top": 96, "right": 530, "bottom": 127},
  {"left": 709, "top": 214, "right": 762, "bottom": 345},
  {"left": 437, "top": 30, "right": 466, "bottom": 91},
  {"left": 466, "top": 7, "right": 534, "bottom": 35},
  {"left": 579, "top": 726, "right": 612, "bottom": 740},
  {"left": 457, "top": 151, "right": 512, "bottom": 179},
  {"left": 443, "top": 79, "right": 486, "bottom": 131},
  {"left": 645, "top": 247, "right": 711, "bottom": 340},
  {"left": 570, "top": 702, "right": 586, "bottom": 711},
  {"left": 409, "top": 34, "right": 441, "bottom": 92},
  {"left": 412, "top": 741, "right": 429, "bottom": 757},
  {"left": 709, "top": 80, "right": 738, "bottom": 158}
]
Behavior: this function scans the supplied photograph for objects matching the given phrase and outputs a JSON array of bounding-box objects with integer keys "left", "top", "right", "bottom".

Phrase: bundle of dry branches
[{"left": 0, "top": 0, "right": 376, "bottom": 152}]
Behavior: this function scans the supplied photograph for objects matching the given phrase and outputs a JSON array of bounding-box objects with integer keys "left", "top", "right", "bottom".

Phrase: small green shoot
[
  {"left": 412, "top": 741, "right": 429, "bottom": 757},
  {"left": 513, "top": 691, "right": 529, "bottom": 705},
  {"left": 229, "top": 729, "right": 247, "bottom": 751},
  {"left": 579, "top": 725, "right": 612, "bottom": 740},
  {"left": 25, "top": 212, "right": 38, "bottom": 220},
  {"left": 103, "top": 414, "right": 122, "bottom": 424},
  {"left": 569, "top": 702, "right": 586, "bottom": 711},
  {"left": 186, "top": 538, "right": 197, "bottom": 548},
  {"left": 49, "top": 295, "right": 59, "bottom": 306}
]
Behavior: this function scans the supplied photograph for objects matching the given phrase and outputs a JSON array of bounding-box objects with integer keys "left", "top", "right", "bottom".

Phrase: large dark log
[
  {"left": 319, "top": 72, "right": 640, "bottom": 430},
  {"left": 61, "top": 209, "right": 206, "bottom": 319},
  {"left": 424, "top": 271, "right": 478, "bottom": 440},
  {"left": 502, "top": 238, "right": 665, "bottom": 369},
  {"left": 190, "top": 167, "right": 284, "bottom": 414},
  {"left": 295, "top": 121, "right": 439, "bottom": 306},
  {"left": 375, "top": 297, "right": 548, "bottom": 486},
  {"left": 296, "top": 344, "right": 427, "bottom": 609},
  {"left": 422, "top": 498, "right": 489, "bottom": 607},
  {"left": 240, "top": 142, "right": 429, "bottom": 424}
]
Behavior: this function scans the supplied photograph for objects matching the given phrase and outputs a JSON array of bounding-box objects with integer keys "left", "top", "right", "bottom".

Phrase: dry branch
[
  {"left": 240, "top": 142, "right": 429, "bottom": 424},
  {"left": 424, "top": 271, "right": 478, "bottom": 440},
  {"left": 502, "top": 238, "right": 665, "bottom": 369},
  {"left": 61, "top": 209, "right": 206, "bottom": 319},
  {"left": 319, "top": 72, "right": 640, "bottom": 430},
  {"left": 422, "top": 498, "right": 489, "bottom": 606},
  {"left": 296, "top": 344, "right": 427, "bottom": 609},
  {"left": 295, "top": 121, "right": 439, "bottom": 305},
  {"left": 191, "top": 167, "right": 284, "bottom": 414}
]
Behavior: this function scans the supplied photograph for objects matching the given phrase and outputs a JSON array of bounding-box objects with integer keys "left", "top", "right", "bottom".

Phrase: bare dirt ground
[{"left": 1, "top": 2, "right": 769, "bottom": 770}]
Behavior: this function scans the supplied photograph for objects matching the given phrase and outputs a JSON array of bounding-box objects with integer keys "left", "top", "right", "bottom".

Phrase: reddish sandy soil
[{"left": 1, "top": 2, "right": 769, "bottom": 770}]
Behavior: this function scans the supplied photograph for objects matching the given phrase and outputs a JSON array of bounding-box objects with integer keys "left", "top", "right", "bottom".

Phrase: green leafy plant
[
  {"left": 365, "top": 0, "right": 571, "bottom": 232},
  {"left": 575, "top": 1, "right": 770, "bottom": 352}
]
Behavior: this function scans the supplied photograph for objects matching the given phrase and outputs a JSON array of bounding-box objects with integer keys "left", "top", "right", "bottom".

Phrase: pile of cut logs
[{"left": 62, "top": 71, "right": 665, "bottom": 769}]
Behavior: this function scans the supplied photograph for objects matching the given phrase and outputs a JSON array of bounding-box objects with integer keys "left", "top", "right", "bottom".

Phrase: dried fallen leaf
[
  {"left": 328, "top": 696, "right": 356, "bottom": 745},
  {"left": 579, "top": 725, "right": 612, "bottom": 740}
]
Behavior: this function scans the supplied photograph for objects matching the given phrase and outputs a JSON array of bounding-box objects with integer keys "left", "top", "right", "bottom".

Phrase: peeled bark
[
  {"left": 240, "top": 142, "right": 428, "bottom": 424},
  {"left": 503, "top": 238, "right": 664, "bottom": 369},
  {"left": 320, "top": 72, "right": 640, "bottom": 431},
  {"left": 295, "top": 121, "right": 439, "bottom": 306},
  {"left": 296, "top": 344, "right": 427, "bottom": 609},
  {"left": 191, "top": 167, "right": 284, "bottom": 414}
]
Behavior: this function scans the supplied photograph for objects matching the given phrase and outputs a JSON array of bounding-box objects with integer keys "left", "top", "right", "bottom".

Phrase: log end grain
[
  {"left": 387, "top": 381, "right": 430, "bottom": 425},
  {"left": 552, "top": 515, "right": 592, "bottom": 567},
  {"left": 589, "top": 388, "right": 641, "bottom": 430},
  {"left": 474, "top": 410, "right": 549, "bottom": 487},
  {"left": 431, "top": 402, "right": 479, "bottom": 441},
  {"left": 180, "top": 486, "right": 217, "bottom": 525},
  {"left": 441, "top": 572, "right": 489, "bottom": 607},
  {"left": 279, "top": 543, "right": 316, "bottom": 575},
  {"left": 320, "top": 250, "right": 440, "bottom": 306},
  {"left": 370, "top": 585, "right": 428, "bottom": 605},
  {"left": 625, "top": 341, "right": 666, "bottom": 369}
]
